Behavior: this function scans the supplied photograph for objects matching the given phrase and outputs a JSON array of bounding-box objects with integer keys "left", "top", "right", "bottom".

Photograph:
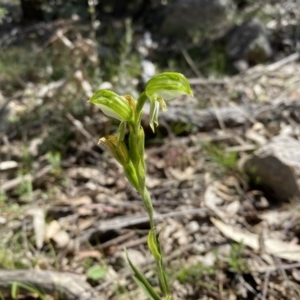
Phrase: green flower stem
[
  {"left": 123, "top": 162, "right": 139, "bottom": 191},
  {"left": 129, "top": 102, "right": 171, "bottom": 298},
  {"left": 135, "top": 92, "right": 148, "bottom": 133},
  {"left": 142, "top": 187, "right": 170, "bottom": 297},
  {"left": 89, "top": 72, "right": 193, "bottom": 300},
  {"left": 128, "top": 125, "right": 154, "bottom": 228},
  {"left": 141, "top": 187, "right": 155, "bottom": 231}
]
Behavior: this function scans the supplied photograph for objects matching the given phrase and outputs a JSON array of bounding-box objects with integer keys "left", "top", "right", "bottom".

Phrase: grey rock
[
  {"left": 141, "top": 59, "right": 156, "bottom": 84},
  {"left": 159, "top": 0, "right": 236, "bottom": 38},
  {"left": 233, "top": 59, "right": 249, "bottom": 72},
  {"left": 118, "top": 249, "right": 146, "bottom": 268},
  {"left": 243, "top": 135, "right": 300, "bottom": 201},
  {"left": 227, "top": 19, "right": 272, "bottom": 64}
]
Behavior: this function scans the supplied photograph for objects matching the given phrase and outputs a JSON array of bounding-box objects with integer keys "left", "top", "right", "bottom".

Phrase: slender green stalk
[
  {"left": 135, "top": 92, "right": 148, "bottom": 132},
  {"left": 88, "top": 72, "right": 193, "bottom": 299}
]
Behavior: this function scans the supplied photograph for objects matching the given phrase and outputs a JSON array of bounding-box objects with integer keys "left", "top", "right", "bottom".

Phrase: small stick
[
  {"left": 80, "top": 208, "right": 209, "bottom": 242},
  {"left": 273, "top": 257, "right": 300, "bottom": 300},
  {"left": 1, "top": 165, "right": 51, "bottom": 192},
  {"left": 180, "top": 45, "right": 202, "bottom": 78},
  {"left": 262, "top": 270, "right": 270, "bottom": 300},
  {"left": 0, "top": 269, "right": 103, "bottom": 300}
]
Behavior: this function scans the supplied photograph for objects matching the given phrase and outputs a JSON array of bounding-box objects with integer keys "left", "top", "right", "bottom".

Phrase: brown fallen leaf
[
  {"left": 71, "top": 195, "right": 93, "bottom": 206},
  {"left": 167, "top": 166, "right": 194, "bottom": 181},
  {"left": 0, "top": 160, "right": 18, "bottom": 170},
  {"left": 77, "top": 217, "right": 97, "bottom": 231},
  {"left": 45, "top": 220, "right": 61, "bottom": 240},
  {"left": 75, "top": 250, "right": 102, "bottom": 259},
  {"left": 52, "top": 230, "right": 70, "bottom": 248},
  {"left": 27, "top": 208, "right": 45, "bottom": 250},
  {"left": 204, "top": 183, "right": 226, "bottom": 220},
  {"left": 211, "top": 218, "right": 300, "bottom": 262}
]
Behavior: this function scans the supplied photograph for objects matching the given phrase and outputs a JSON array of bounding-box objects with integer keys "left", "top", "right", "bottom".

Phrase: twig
[
  {"left": 262, "top": 270, "right": 270, "bottom": 300},
  {"left": 158, "top": 100, "right": 300, "bottom": 131},
  {"left": 98, "top": 230, "right": 136, "bottom": 250},
  {"left": 118, "top": 235, "right": 148, "bottom": 250},
  {"left": 0, "top": 269, "right": 103, "bottom": 300},
  {"left": 253, "top": 262, "right": 300, "bottom": 273},
  {"left": 79, "top": 208, "right": 209, "bottom": 242},
  {"left": 266, "top": 52, "right": 300, "bottom": 72},
  {"left": 238, "top": 275, "right": 264, "bottom": 300},
  {"left": 37, "top": 26, "right": 73, "bottom": 52},
  {"left": 189, "top": 52, "right": 300, "bottom": 86},
  {"left": 1, "top": 165, "right": 52, "bottom": 192},
  {"left": 66, "top": 113, "right": 106, "bottom": 154},
  {"left": 273, "top": 257, "right": 300, "bottom": 300},
  {"left": 228, "top": 102, "right": 257, "bottom": 124},
  {"left": 180, "top": 45, "right": 202, "bottom": 77},
  {"left": 0, "top": 94, "right": 12, "bottom": 117},
  {"left": 210, "top": 96, "right": 226, "bottom": 130},
  {"left": 188, "top": 78, "right": 226, "bottom": 85},
  {"left": 217, "top": 271, "right": 225, "bottom": 300},
  {"left": 66, "top": 113, "right": 94, "bottom": 140}
]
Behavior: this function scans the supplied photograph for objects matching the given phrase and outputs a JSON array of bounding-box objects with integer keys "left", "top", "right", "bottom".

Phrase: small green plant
[
  {"left": 86, "top": 264, "right": 107, "bottom": 281},
  {"left": 11, "top": 282, "right": 45, "bottom": 300},
  {"left": 0, "top": 6, "right": 7, "bottom": 24},
  {"left": 17, "top": 174, "right": 33, "bottom": 202},
  {"left": 0, "top": 190, "right": 7, "bottom": 205},
  {"left": 228, "top": 243, "right": 247, "bottom": 273},
  {"left": 176, "top": 262, "right": 216, "bottom": 284},
  {"left": 0, "top": 247, "right": 15, "bottom": 269},
  {"left": 208, "top": 46, "right": 228, "bottom": 75},
  {"left": 46, "top": 151, "right": 62, "bottom": 178},
  {"left": 203, "top": 143, "right": 238, "bottom": 172},
  {"left": 21, "top": 146, "right": 33, "bottom": 172},
  {"left": 89, "top": 72, "right": 193, "bottom": 299}
]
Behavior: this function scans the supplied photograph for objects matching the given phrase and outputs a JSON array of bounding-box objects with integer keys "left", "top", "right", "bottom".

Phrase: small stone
[
  {"left": 187, "top": 221, "right": 200, "bottom": 234},
  {"left": 227, "top": 19, "right": 272, "bottom": 64},
  {"left": 242, "top": 135, "right": 300, "bottom": 201},
  {"left": 51, "top": 230, "right": 70, "bottom": 248},
  {"left": 159, "top": 0, "right": 236, "bottom": 38},
  {"left": 0, "top": 216, "right": 7, "bottom": 224},
  {"left": 141, "top": 59, "right": 156, "bottom": 84},
  {"left": 118, "top": 249, "right": 146, "bottom": 267},
  {"left": 45, "top": 220, "right": 61, "bottom": 240}
]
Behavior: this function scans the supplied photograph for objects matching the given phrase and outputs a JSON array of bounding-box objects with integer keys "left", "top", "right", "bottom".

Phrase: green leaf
[
  {"left": 118, "top": 121, "right": 127, "bottom": 141},
  {"left": 160, "top": 267, "right": 170, "bottom": 295},
  {"left": 155, "top": 228, "right": 164, "bottom": 254},
  {"left": 128, "top": 130, "right": 139, "bottom": 167},
  {"left": 11, "top": 282, "right": 18, "bottom": 299},
  {"left": 148, "top": 229, "right": 161, "bottom": 262},
  {"left": 136, "top": 127, "right": 145, "bottom": 161},
  {"left": 87, "top": 265, "right": 107, "bottom": 280},
  {"left": 88, "top": 90, "right": 133, "bottom": 122},
  {"left": 126, "top": 249, "right": 161, "bottom": 300},
  {"left": 124, "top": 162, "right": 139, "bottom": 191},
  {"left": 154, "top": 229, "right": 170, "bottom": 295},
  {"left": 10, "top": 282, "right": 45, "bottom": 299},
  {"left": 133, "top": 276, "right": 159, "bottom": 300}
]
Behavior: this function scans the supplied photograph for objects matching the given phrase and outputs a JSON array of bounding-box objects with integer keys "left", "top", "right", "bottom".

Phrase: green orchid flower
[
  {"left": 144, "top": 72, "right": 193, "bottom": 131},
  {"left": 89, "top": 72, "right": 193, "bottom": 300},
  {"left": 99, "top": 135, "right": 130, "bottom": 166}
]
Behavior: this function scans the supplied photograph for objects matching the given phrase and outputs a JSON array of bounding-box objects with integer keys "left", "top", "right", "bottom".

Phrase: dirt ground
[{"left": 1, "top": 2, "right": 300, "bottom": 299}]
